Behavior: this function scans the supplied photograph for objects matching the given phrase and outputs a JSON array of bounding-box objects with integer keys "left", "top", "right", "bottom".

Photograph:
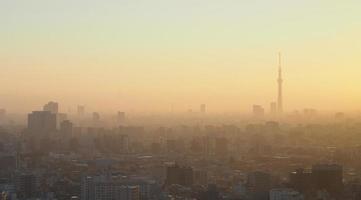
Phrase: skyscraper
[
  {"left": 43, "top": 101, "right": 58, "bottom": 114},
  {"left": 270, "top": 102, "right": 277, "bottom": 116},
  {"left": 166, "top": 164, "right": 194, "bottom": 187},
  {"left": 60, "top": 120, "right": 73, "bottom": 136},
  {"left": 27, "top": 111, "right": 57, "bottom": 135},
  {"left": 277, "top": 53, "right": 283, "bottom": 114},
  {"left": 15, "top": 172, "right": 38, "bottom": 199},
  {"left": 247, "top": 171, "right": 271, "bottom": 200},
  {"left": 93, "top": 112, "right": 100, "bottom": 121},
  {"left": 312, "top": 164, "right": 343, "bottom": 196},
  {"left": 253, "top": 105, "right": 265, "bottom": 118},
  {"left": 116, "top": 111, "right": 126, "bottom": 124},
  {"left": 200, "top": 104, "right": 206, "bottom": 114},
  {"left": 77, "top": 105, "right": 85, "bottom": 116}
]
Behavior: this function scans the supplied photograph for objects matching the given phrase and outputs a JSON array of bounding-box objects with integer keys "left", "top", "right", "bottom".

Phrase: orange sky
[{"left": 1, "top": 0, "right": 361, "bottom": 113}]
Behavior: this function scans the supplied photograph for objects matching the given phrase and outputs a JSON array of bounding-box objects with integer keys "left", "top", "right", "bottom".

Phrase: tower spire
[{"left": 277, "top": 52, "right": 283, "bottom": 114}]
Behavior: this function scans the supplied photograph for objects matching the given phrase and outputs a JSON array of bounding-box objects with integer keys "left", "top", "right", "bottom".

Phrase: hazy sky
[{"left": 1, "top": 0, "right": 361, "bottom": 113}]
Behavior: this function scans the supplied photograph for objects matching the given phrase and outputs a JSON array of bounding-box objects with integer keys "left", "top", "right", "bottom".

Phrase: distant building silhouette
[
  {"left": 93, "top": 112, "right": 100, "bottom": 121},
  {"left": 247, "top": 171, "right": 271, "bottom": 200},
  {"left": 200, "top": 104, "right": 206, "bottom": 114},
  {"left": 166, "top": 164, "right": 193, "bottom": 187},
  {"left": 270, "top": 102, "right": 277, "bottom": 116},
  {"left": 335, "top": 112, "right": 345, "bottom": 120},
  {"left": 215, "top": 137, "right": 228, "bottom": 157},
  {"left": 290, "top": 164, "right": 343, "bottom": 197},
  {"left": 77, "top": 105, "right": 85, "bottom": 116},
  {"left": 303, "top": 108, "right": 317, "bottom": 118},
  {"left": 0, "top": 109, "right": 6, "bottom": 117},
  {"left": 200, "top": 184, "right": 219, "bottom": 200},
  {"left": 60, "top": 120, "right": 73, "bottom": 136},
  {"left": 117, "top": 111, "right": 126, "bottom": 123},
  {"left": 253, "top": 105, "right": 265, "bottom": 118},
  {"left": 56, "top": 112, "right": 68, "bottom": 128},
  {"left": 27, "top": 111, "right": 57, "bottom": 135},
  {"left": 43, "top": 101, "right": 58, "bottom": 114},
  {"left": 0, "top": 109, "right": 6, "bottom": 124},
  {"left": 312, "top": 164, "right": 343, "bottom": 196},
  {"left": 15, "top": 172, "right": 38, "bottom": 199}
]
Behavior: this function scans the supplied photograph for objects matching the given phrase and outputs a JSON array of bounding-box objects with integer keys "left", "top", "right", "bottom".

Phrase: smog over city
[{"left": 1, "top": 1, "right": 361, "bottom": 200}]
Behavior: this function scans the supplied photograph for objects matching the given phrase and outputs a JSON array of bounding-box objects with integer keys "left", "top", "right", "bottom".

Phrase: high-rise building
[
  {"left": 201, "top": 184, "right": 219, "bottom": 200},
  {"left": 303, "top": 108, "right": 317, "bottom": 118},
  {"left": 15, "top": 172, "right": 38, "bottom": 199},
  {"left": 270, "top": 102, "right": 277, "bottom": 115},
  {"left": 43, "top": 101, "right": 58, "bottom": 114},
  {"left": 311, "top": 164, "right": 343, "bottom": 196},
  {"left": 0, "top": 109, "right": 6, "bottom": 125},
  {"left": 277, "top": 52, "right": 283, "bottom": 115},
  {"left": 200, "top": 104, "right": 206, "bottom": 114},
  {"left": 0, "top": 109, "right": 6, "bottom": 118},
  {"left": 56, "top": 113, "right": 68, "bottom": 128},
  {"left": 81, "top": 175, "right": 141, "bottom": 200},
  {"left": 290, "top": 164, "right": 343, "bottom": 197},
  {"left": 289, "top": 168, "right": 313, "bottom": 193},
  {"left": 27, "top": 111, "right": 57, "bottom": 135},
  {"left": 247, "top": 171, "right": 271, "bottom": 200},
  {"left": 215, "top": 137, "right": 228, "bottom": 157},
  {"left": 335, "top": 112, "right": 345, "bottom": 120},
  {"left": 193, "top": 170, "right": 208, "bottom": 185},
  {"left": 166, "top": 164, "right": 194, "bottom": 187},
  {"left": 93, "top": 112, "right": 100, "bottom": 121},
  {"left": 60, "top": 120, "right": 73, "bottom": 136},
  {"left": 116, "top": 112, "right": 126, "bottom": 124},
  {"left": 269, "top": 188, "right": 304, "bottom": 200},
  {"left": 253, "top": 105, "right": 265, "bottom": 118},
  {"left": 77, "top": 105, "right": 85, "bottom": 116}
]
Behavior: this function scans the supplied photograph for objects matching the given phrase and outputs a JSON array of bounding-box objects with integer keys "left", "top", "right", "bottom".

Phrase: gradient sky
[{"left": 1, "top": 0, "right": 361, "bottom": 113}]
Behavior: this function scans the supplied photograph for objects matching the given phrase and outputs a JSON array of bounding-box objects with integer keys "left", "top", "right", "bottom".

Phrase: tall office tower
[
  {"left": 166, "top": 164, "right": 194, "bottom": 187},
  {"left": 247, "top": 171, "right": 271, "bottom": 200},
  {"left": 289, "top": 168, "right": 313, "bottom": 193},
  {"left": 117, "top": 111, "right": 126, "bottom": 123},
  {"left": 270, "top": 102, "right": 277, "bottom": 115},
  {"left": 253, "top": 105, "right": 265, "bottom": 118},
  {"left": 215, "top": 137, "right": 228, "bottom": 157},
  {"left": 201, "top": 184, "right": 220, "bottom": 200},
  {"left": 60, "top": 120, "right": 73, "bottom": 136},
  {"left": 277, "top": 53, "right": 283, "bottom": 114},
  {"left": 77, "top": 105, "right": 85, "bottom": 116},
  {"left": 56, "top": 113, "right": 68, "bottom": 128},
  {"left": 311, "top": 164, "right": 343, "bottom": 197},
  {"left": 15, "top": 172, "right": 38, "bottom": 199},
  {"left": 200, "top": 104, "right": 206, "bottom": 114},
  {"left": 92, "top": 112, "right": 100, "bottom": 121},
  {"left": 81, "top": 176, "right": 94, "bottom": 200},
  {"left": 0, "top": 109, "right": 6, "bottom": 124},
  {"left": 43, "top": 101, "right": 58, "bottom": 114},
  {"left": 0, "top": 109, "right": 6, "bottom": 117},
  {"left": 27, "top": 111, "right": 57, "bottom": 135}
]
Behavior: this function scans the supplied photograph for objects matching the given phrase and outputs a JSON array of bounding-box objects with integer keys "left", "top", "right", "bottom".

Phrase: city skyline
[{"left": 1, "top": 2, "right": 361, "bottom": 200}]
